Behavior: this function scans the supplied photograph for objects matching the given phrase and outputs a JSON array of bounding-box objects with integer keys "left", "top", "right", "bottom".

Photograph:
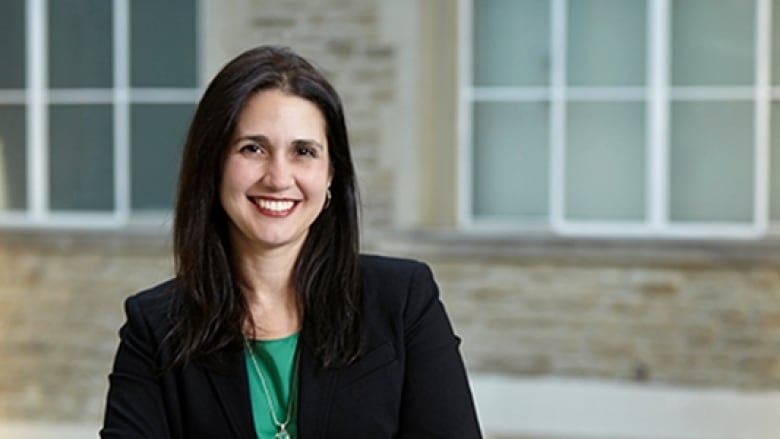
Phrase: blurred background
[{"left": 1, "top": 0, "right": 779, "bottom": 438}]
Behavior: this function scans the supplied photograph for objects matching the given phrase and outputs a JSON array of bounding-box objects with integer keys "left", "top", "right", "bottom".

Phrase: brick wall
[
  {"left": 374, "top": 235, "right": 780, "bottom": 390},
  {"left": 440, "top": 258, "right": 780, "bottom": 388},
  {"left": 0, "top": 232, "right": 172, "bottom": 421}
]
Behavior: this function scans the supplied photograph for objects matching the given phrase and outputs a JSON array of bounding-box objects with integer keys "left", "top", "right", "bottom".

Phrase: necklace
[{"left": 244, "top": 337, "right": 301, "bottom": 439}]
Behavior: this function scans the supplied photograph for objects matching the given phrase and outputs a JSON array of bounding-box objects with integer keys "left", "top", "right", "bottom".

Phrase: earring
[{"left": 324, "top": 188, "right": 332, "bottom": 208}]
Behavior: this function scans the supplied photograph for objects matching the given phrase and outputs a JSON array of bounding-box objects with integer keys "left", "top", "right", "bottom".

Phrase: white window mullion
[
  {"left": 114, "top": 0, "right": 130, "bottom": 224},
  {"left": 128, "top": 89, "right": 202, "bottom": 103},
  {"left": 647, "top": 0, "right": 670, "bottom": 234},
  {"left": 195, "top": 0, "right": 206, "bottom": 86},
  {"left": 457, "top": 0, "right": 474, "bottom": 228},
  {"left": 0, "top": 90, "right": 26, "bottom": 104},
  {"left": 549, "top": 0, "right": 567, "bottom": 231},
  {"left": 472, "top": 87, "right": 548, "bottom": 101},
  {"left": 754, "top": 0, "right": 772, "bottom": 233},
  {"left": 27, "top": 0, "right": 47, "bottom": 222},
  {"left": 48, "top": 89, "right": 114, "bottom": 104}
]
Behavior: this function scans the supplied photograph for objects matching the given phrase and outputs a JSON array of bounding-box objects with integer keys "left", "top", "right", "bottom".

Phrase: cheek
[
  {"left": 221, "top": 160, "right": 249, "bottom": 195},
  {"left": 219, "top": 173, "right": 245, "bottom": 213},
  {"left": 304, "top": 167, "right": 331, "bottom": 196},
  {"left": 293, "top": 157, "right": 327, "bottom": 183}
]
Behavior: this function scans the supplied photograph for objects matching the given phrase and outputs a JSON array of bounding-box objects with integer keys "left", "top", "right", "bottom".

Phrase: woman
[{"left": 101, "top": 45, "right": 482, "bottom": 438}]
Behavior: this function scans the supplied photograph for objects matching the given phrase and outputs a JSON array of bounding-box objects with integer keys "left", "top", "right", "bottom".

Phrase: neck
[{"left": 231, "top": 239, "right": 303, "bottom": 340}]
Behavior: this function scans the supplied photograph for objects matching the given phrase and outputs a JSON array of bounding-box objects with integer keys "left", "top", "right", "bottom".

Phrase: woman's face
[{"left": 220, "top": 88, "right": 331, "bottom": 255}]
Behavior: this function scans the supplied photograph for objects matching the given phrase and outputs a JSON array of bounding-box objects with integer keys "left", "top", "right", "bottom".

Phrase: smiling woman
[
  {"left": 221, "top": 89, "right": 332, "bottom": 255},
  {"left": 100, "top": 45, "right": 482, "bottom": 439}
]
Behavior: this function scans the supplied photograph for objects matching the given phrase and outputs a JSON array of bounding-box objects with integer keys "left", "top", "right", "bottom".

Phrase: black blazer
[{"left": 101, "top": 255, "right": 482, "bottom": 438}]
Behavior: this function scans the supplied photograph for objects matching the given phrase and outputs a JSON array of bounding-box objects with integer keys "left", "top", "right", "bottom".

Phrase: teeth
[{"left": 255, "top": 199, "right": 294, "bottom": 212}]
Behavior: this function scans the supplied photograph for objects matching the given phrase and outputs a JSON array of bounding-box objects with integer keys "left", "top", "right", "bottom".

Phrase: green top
[{"left": 244, "top": 333, "right": 300, "bottom": 439}]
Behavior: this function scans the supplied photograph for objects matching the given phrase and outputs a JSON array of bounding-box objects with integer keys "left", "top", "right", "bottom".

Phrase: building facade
[{"left": 0, "top": 0, "right": 779, "bottom": 435}]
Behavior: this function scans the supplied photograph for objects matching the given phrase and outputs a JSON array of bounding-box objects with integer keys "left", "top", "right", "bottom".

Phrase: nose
[{"left": 261, "top": 156, "right": 293, "bottom": 190}]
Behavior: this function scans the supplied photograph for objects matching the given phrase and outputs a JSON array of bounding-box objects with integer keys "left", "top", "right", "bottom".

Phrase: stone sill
[
  {"left": 370, "top": 229, "right": 780, "bottom": 269},
  {"left": 0, "top": 226, "right": 172, "bottom": 253},
  {"left": 2, "top": 227, "right": 780, "bottom": 268}
]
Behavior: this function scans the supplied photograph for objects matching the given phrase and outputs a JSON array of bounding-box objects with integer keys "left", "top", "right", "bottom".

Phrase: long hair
[{"left": 169, "top": 45, "right": 362, "bottom": 369}]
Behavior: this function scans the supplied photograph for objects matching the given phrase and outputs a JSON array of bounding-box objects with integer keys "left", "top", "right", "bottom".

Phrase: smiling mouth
[{"left": 250, "top": 197, "right": 298, "bottom": 216}]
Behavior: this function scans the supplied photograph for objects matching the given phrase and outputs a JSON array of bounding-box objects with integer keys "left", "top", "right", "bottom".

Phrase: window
[
  {"left": 0, "top": 0, "right": 199, "bottom": 228},
  {"left": 459, "top": 0, "right": 778, "bottom": 238}
]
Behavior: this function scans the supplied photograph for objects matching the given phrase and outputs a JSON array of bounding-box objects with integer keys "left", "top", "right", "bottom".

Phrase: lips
[{"left": 249, "top": 197, "right": 298, "bottom": 217}]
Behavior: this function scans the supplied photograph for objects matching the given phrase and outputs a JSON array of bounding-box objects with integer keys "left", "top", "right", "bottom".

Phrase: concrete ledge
[
  {"left": 0, "top": 422, "right": 99, "bottom": 439},
  {"left": 373, "top": 230, "right": 780, "bottom": 269},
  {"left": 472, "top": 374, "right": 780, "bottom": 439},
  {"left": 3, "top": 375, "right": 779, "bottom": 439}
]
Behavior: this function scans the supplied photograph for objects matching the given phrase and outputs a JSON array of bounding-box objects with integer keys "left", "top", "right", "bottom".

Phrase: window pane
[
  {"left": 473, "top": 0, "right": 550, "bottom": 87},
  {"left": 49, "top": 105, "right": 114, "bottom": 211},
  {"left": 567, "top": 0, "right": 646, "bottom": 86},
  {"left": 131, "top": 104, "right": 193, "bottom": 210},
  {"left": 473, "top": 101, "right": 549, "bottom": 219},
  {"left": 565, "top": 102, "right": 646, "bottom": 220},
  {"left": 0, "top": 0, "right": 25, "bottom": 88},
  {"left": 131, "top": 0, "right": 197, "bottom": 87},
  {"left": 49, "top": 0, "right": 113, "bottom": 88},
  {"left": 0, "top": 106, "right": 26, "bottom": 210},
  {"left": 771, "top": 102, "right": 780, "bottom": 221},
  {"left": 669, "top": 102, "right": 753, "bottom": 222},
  {"left": 671, "top": 0, "right": 754, "bottom": 86}
]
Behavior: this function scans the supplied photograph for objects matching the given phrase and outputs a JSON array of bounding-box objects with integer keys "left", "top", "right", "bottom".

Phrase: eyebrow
[
  {"left": 232, "top": 134, "right": 269, "bottom": 146},
  {"left": 291, "top": 138, "right": 325, "bottom": 151},
  {"left": 233, "top": 134, "right": 324, "bottom": 151}
]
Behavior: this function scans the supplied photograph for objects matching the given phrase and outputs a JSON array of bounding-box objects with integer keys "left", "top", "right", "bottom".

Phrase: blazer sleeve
[
  {"left": 397, "top": 263, "right": 483, "bottom": 438},
  {"left": 101, "top": 294, "right": 172, "bottom": 439}
]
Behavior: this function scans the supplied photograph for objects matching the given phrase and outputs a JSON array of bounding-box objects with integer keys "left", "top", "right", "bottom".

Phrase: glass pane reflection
[
  {"left": 473, "top": 0, "right": 550, "bottom": 87},
  {"left": 567, "top": 0, "right": 646, "bottom": 86},
  {"left": 473, "top": 101, "right": 549, "bottom": 219},
  {"left": 669, "top": 101, "right": 753, "bottom": 223},
  {"left": 671, "top": 0, "right": 754, "bottom": 86},
  {"left": 131, "top": 0, "right": 197, "bottom": 87},
  {"left": 0, "top": 0, "right": 25, "bottom": 88},
  {"left": 131, "top": 104, "right": 193, "bottom": 210},
  {"left": 49, "top": 105, "right": 114, "bottom": 211},
  {"left": 49, "top": 0, "right": 113, "bottom": 87},
  {"left": 565, "top": 102, "right": 646, "bottom": 220},
  {"left": 770, "top": 102, "right": 780, "bottom": 221},
  {"left": 0, "top": 106, "right": 27, "bottom": 210}
]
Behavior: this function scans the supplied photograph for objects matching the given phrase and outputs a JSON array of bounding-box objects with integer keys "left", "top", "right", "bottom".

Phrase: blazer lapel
[
  {"left": 204, "top": 347, "right": 256, "bottom": 438},
  {"left": 205, "top": 331, "right": 340, "bottom": 438},
  {"left": 297, "top": 334, "right": 338, "bottom": 439}
]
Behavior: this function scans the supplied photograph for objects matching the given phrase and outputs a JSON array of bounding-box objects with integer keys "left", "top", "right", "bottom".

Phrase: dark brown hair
[{"left": 169, "top": 45, "right": 362, "bottom": 368}]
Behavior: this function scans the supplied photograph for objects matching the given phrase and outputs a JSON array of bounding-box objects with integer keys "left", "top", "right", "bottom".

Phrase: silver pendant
[{"left": 275, "top": 426, "right": 291, "bottom": 439}]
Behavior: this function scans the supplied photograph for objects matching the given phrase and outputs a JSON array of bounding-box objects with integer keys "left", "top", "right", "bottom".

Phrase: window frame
[
  {"left": 458, "top": 0, "right": 775, "bottom": 239},
  {"left": 0, "top": 0, "right": 201, "bottom": 229}
]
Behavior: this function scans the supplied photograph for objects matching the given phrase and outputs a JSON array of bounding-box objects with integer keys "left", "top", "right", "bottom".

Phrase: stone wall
[
  {"left": 373, "top": 235, "right": 780, "bottom": 390},
  {"left": 0, "top": 231, "right": 172, "bottom": 421}
]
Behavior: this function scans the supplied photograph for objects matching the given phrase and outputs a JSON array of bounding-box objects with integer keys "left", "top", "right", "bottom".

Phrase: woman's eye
[
  {"left": 240, "top": 144, "right": 262, "bottom": 154},
  {"left": 296, "top": 146, "right": 316, "bottom": 157}
]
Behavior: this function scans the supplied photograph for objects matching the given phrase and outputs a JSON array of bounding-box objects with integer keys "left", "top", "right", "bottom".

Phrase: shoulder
[
  {"left": 122, "top": 279, "right": 177, "bottom": 338},
  {"left": 359, "top": 253, "right": 432, "bottom": 281},
  {"left": 358, "top": 254, "right": 440, "bottom": 313},
  {"left": 126, "top": 278, "right": 177, "bottom": 313}
]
